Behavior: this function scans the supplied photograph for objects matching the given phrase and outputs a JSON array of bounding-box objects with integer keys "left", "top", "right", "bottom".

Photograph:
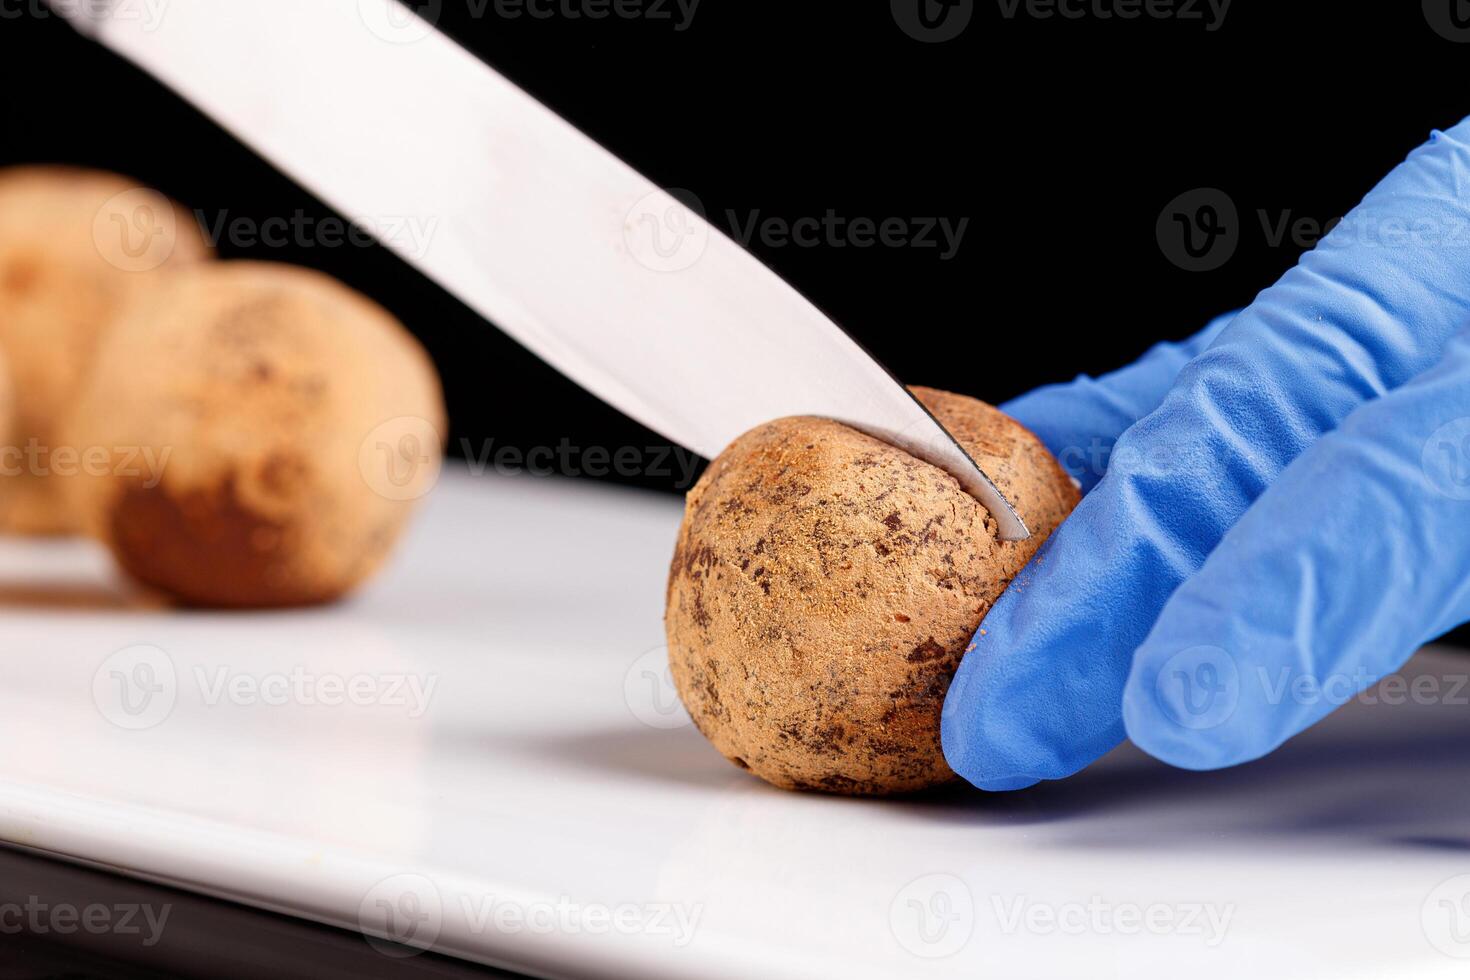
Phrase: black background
[{"left": 2, "top": 0, "right": 1468, "bottom": 495}]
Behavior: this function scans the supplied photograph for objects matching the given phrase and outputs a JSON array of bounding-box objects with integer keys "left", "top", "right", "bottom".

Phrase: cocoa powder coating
[
  {"left": 0, "top": 166, "right": 213, "bottom": 533},
  {"left": 665, "top": 387, "right": 1079, "bottom": 795},
  {"left": 61, "top": 261, "right": 445, "bottom": 608}
]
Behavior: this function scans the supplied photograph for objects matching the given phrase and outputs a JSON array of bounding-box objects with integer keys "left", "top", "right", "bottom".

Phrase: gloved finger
[
  {"left": 943, "top": 118, "right": 1470, "bottom": 791},
  {"left": 1124, "top": 324, "right": 1470, "bottom": 769},
  {"left": 1002, "top": 311, "right": 1235, "bottom": 492}
]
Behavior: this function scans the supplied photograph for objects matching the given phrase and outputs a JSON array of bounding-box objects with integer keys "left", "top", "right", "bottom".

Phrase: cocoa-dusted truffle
[
  {"left": 0, "top": 166, "right": 212, "bottom": 533},
  {"left": 665, "top": 388, "right": 1079, "bottom": 795},
  {"left": 60, "top": 261, "right": 446, "bottom": 608}
]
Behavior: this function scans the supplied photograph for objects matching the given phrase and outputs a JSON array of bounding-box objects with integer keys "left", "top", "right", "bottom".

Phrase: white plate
[{"left": 0, "top": 467, "right": 1467, "bottom": 978}]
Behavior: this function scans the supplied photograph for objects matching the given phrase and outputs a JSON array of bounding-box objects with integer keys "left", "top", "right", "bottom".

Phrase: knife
[{"left": 49, "top": 0, "right": 1029, "bottom": 540}]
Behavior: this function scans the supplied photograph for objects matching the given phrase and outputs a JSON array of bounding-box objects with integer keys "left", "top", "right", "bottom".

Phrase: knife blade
[{"left": 51, "top": 0, "right": 1028, "bottom": 540}]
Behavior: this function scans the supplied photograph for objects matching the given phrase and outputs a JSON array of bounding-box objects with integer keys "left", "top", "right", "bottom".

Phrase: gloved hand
[{"left": 942, "top": 116, "right": 1470, "bottom": 790}]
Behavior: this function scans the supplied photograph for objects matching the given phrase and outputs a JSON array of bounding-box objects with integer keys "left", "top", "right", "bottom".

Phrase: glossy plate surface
[{"left": 0, "top": 469, "right": 1465, "bottom": 978}]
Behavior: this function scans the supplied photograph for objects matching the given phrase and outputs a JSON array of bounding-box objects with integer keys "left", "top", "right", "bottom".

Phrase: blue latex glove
[{"left": 942, "top": 117, "right": 1470, "bottom": 790}]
